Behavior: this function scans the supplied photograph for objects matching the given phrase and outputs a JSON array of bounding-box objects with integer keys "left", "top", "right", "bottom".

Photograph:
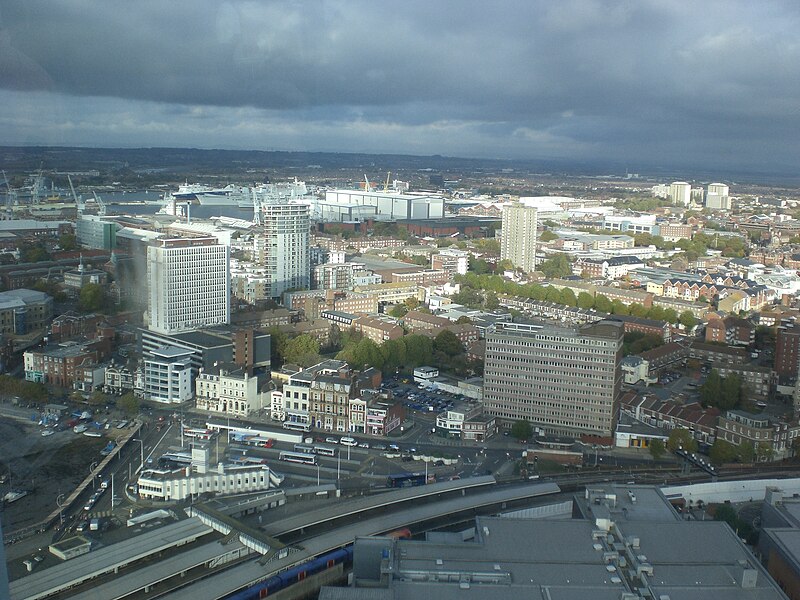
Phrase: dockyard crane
[
  {"left": 31, "top": 164, "right": 44, "bottom": 204},
  {"left": 384, "top": 171, "right": 391, "bottom": 193},
  {"left": 68, "top": 174, "right": 84, "bottom": 214},
  {"left": 92, "top": 191, "right": 107, "bottom": 216},
  {"left": 363, "top": 174, "right": 372, "bottom": 193},
  {"left": 251, "top": 187, "right": 262, "bottom": 226},
  {"left": 2, "top": 171, "right": 17, "bottom": 219}
]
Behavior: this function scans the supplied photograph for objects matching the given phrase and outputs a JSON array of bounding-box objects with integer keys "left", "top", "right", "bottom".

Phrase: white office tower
[
  {"left": 669, "top": 181, "right": 692, "bottom": 206},
  {"left": 253, "top": 202, "right": 310, "bottom": 298},
  {"left": 500, "top": 201, "right": 538, "bottom": 273},
  {"left": 147, "top": 237, "right": 230, "bottom": 334},
  {"left": 706, "top": 183, "right": 731, "bottom": 210}
]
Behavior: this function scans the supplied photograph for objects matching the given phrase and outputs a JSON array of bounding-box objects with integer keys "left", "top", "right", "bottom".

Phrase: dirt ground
[{"left": 0, "top": 416, "right": 107, "bottom": 536}]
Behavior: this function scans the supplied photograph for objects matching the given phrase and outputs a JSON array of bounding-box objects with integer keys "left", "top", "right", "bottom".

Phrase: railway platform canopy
[
  {"left": 262, "top": 475, "right": 498, "bottom": 537},
  {"left": 10, "top": 518, "right": 212, "bottom": 600}
]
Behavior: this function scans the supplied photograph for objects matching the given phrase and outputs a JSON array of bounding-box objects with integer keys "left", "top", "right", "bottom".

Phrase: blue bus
[{"left": 387, "top": 472, "right": 427, "bottom": 488}]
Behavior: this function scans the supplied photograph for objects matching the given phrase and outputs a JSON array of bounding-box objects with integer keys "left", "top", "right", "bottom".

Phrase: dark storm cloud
[{"left": 1, "top": 0, "right": 799, "bottom": 172}]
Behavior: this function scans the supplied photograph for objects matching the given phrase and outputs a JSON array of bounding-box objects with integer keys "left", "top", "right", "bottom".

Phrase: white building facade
[
  {"left": 143, "top": 346, "right": 194, "bottom": 404},
  {"left": 195, "top": 365, "right": 263, "bottom": 418},
  {"left": 147, "top": 237, "right": 230, "bottom": 335}
]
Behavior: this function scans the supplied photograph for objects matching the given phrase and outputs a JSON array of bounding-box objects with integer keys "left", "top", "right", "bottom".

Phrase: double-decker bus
[
  {"left": 244, "top": 436, "right": 274, "bottom": 448},
  {"left": 182, "top": 427, "right": 214, "bottom": 440},
  {"left": 282, "top": 422, "right": 311, "bottom": 433},
  {"left": 231, "top": 456, "right": 267, "bottom": 466},
  {"left": 387, "top": 472, "right": 427, "bottom": 488},
  {"left": 313, "top": 445, "right": 336, "bottom": 457},
  {"left": 279, "top": 451, "right": 317, "bottom": 465}
]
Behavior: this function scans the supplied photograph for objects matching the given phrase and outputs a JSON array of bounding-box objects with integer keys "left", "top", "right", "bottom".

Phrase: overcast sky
[{"left": 1, "top": 1, "right": 799, "bottom": 175}]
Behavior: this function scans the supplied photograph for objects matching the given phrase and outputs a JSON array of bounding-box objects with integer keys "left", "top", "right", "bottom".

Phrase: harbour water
[{"left": 1, "top": 191, "right": 256, "bottom": 221}]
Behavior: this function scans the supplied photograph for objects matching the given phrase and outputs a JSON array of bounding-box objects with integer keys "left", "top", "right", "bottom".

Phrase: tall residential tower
[
  {"left": 500, "top": 202, "right": 538, "bottom": 273},
  {"left": 254, "top": 202, "right": 310, "bottom": 298}
]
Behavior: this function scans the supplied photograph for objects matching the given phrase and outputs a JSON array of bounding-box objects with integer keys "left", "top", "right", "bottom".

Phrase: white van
[{"left": 340, "top": 436, "right": 357, "bottom": 447}]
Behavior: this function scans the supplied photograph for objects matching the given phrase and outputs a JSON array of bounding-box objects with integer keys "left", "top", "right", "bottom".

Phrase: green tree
[
  {"left": 738, "top": 441, "right": 755, "bottom": 463},
  {"left": 380, "top": 338, "right": 407, "bottom": 372},
  {"left": 539, "top": 254, "right": 572, "bottom": 278},
  {"left": 351, "top": 338, "right": 384, "bottom": 369},
  {"left": 666, "top": 428, "right": 697, "bottom": 453},
  {"left": 284, "top": 334, "right": 321, "bottom": 367},
  {"left": 59, "top": 233, "right": 78, "bottom": 251},
  {"left": 469, "top": 257, "right": 492, "bottom": 274},
  {"left": 88, "top": 390, "right": 106, "bottom": 406},
  {"left": 389, "top": 304, "right": 408, "bottom": 318},
  {"left": 679, "top": 310, "right": 698, "bottom": 329},
  {"left": 268, "top": 328, "right": 288, "bottom": 365},
  {"left": 577, "top": 292, "right": 594, "bottom": 310},
  {"left": 700, "top": 369, "right": 723, "bottom": 407},
  {"left": 118, "top": 392, "right": 140, "bottom": 418},
  {"left": 560, "top": 288, "right": 577, "bottom": 307},
  {"left": 545, "top": 286, "right": 563, "bottom": 303},
  {"left": 719, "top": 373, "right": 743, "bottom": 410},
  {"left": 510, "top": 420, "right": 533, "bottom": 441},
  {"left": 78, "top": 283, "right": 107, "bottom": 313},
  {"left": 662, "top": 308, "right": 678, "bottom": 324},
  {"left": 484, "top": 290, "right": 500, "bottom": 310},
  {"left": 19, "top": 241, "right": 51, "bottom": 263},
  {"left": 434, "top": 329, "right": 464, "bottom": 357},
  {"left": 710, "top": 439, "right": 739, "bottom": 465},
  {"left": 539, "top": 230, "right": 558, "bottom": 242},
  {"left": 404, "top": 334, "right": 434, "bottom": 367},
  {"left": 593, "top": 294, "right": 612, "bottom": 313},
  {"left": 648, "top": 439, "right": 666, "bottom": 459},
  {"left": 404, "top": 296, "right": 421, "bottom": 310},
  {"left": 756, "top": 442, "right": 774, "bottom": 462}
]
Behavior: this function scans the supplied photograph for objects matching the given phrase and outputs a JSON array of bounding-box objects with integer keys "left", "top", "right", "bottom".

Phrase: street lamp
[
  {"left": 56, "top": 493, "right": 65, "bottom": 526},
  {"left": 133, "top": 438, "right": 144, "bottom": 473},
  {"left": 90, "top": 462, "right": 98, "bottom": 490}
]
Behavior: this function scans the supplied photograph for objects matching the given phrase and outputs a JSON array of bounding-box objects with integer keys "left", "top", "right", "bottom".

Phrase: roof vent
[{"left": 436, "top": 559, "right": 443, "bottom": 566}]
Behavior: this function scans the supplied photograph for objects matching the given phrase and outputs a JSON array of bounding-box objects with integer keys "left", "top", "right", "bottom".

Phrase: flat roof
[
  {"left": 163, "top": 481, "right": 560, "bottom": 600},
  {"left": 10, "top": 518, "right": 212, "bottom": 600},
  {"left": 67, "top": 541, "right": 240, "bottom": 600}
]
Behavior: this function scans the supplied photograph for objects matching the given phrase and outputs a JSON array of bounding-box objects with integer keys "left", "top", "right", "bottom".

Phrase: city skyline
[{"left": 2, "top": 2, "right": 800, "bottom": 175}]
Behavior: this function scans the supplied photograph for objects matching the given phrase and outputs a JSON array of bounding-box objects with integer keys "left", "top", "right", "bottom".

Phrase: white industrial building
[
  {"left": 315, "top": 189, "right": 445, "bottom": 222},
  {"left": 147, "top": 237, "right": 230, "bottom": 335},
  {"left": 602, "top": 214, "right": 657, "bottom": 234}
]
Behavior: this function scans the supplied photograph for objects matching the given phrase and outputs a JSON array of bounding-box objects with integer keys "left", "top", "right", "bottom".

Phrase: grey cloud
[{"left": 1, "top": 1, "right": 799, "bottom": 172}]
